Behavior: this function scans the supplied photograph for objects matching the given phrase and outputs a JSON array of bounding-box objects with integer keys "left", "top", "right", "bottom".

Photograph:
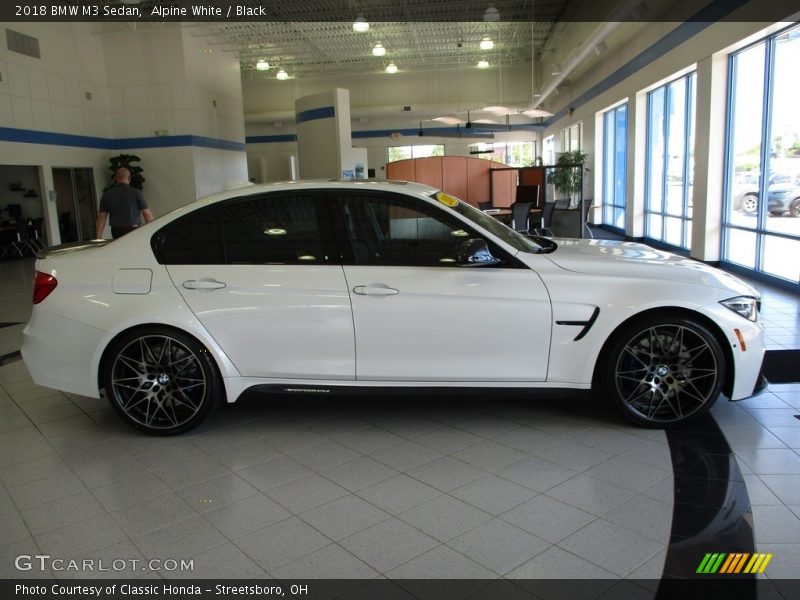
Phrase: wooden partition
[{"left": 386, "top": 156, "right": 510, "bottom": 207}]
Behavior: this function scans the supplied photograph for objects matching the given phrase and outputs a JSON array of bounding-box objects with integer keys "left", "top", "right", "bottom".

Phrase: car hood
[{"left": 541, "top": 239, "right": 757, "bottom": 296}]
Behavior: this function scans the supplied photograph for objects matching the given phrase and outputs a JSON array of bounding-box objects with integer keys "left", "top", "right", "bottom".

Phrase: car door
[
  {"left": 155, "top": 192, "right": 355, "bottom": 380},
  {"left": 336, "top": 191, "right": 552, "bottom": 382}
]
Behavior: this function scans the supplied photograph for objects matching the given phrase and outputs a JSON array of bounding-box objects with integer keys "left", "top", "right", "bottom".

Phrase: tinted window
[
  {"left": 340, "top": 194, "right": 487, "bottom": 267},
  {"left": 222, "top": 194, "right": 328, "bottom": 264},
  {"left": 154, "top": 193, "right": 332, "bottom": 265},
  {"left": 154, "top": 205, "right": 224, "bottom": 264}
]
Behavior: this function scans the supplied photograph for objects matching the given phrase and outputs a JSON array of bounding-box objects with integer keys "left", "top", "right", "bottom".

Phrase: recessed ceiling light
[
  {"left": 372, "top": 43, "right": 386, "bottom": 56},
  {"left": 353, "top": 16, "right": 369, "bottom": 32},
  {"left": 276, "top": 69, "right": 289, "bottom": 80},
  {"left": 385, "top": 63, "right": 398, "bottom": 74},
  {"left": 256, "top": 59, "right": 270, "bottom": 71},
  {"left": 483, "top": 5, "right": 500, "bottom": 22},
  {"left": 264, "top": 228, "right": 286, "bottom": 235},
  {"left": 477, "top": 59, "right": 490, "bottom": 69},
  {"left": 298, "top": 255, "right": 316, "bottom": 261},
  {"left": 480, "top": 37, "right": 494, "bottom": 50}
]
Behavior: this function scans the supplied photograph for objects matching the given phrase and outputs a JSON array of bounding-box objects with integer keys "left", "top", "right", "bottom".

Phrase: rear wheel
[
  {"left": 103, "top": 327, "right": 222, "bottom": 435},
  {"left": 602, "top": 315, "right": 725, "bottom": 427},
  {"left": 742, "top": 193, "right": 758, "bottom": 213},
  {"left": 790, "top": 198, "right": 800, "bottom": 218}
]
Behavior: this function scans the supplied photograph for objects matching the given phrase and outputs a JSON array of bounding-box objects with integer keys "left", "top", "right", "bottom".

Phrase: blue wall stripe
[
  {"left": 0, "top": 127, "right": 245, "bottom": 152},
  {"left": 296, "top": 106, "right": 335, "bottom": 124},
  {"left": 543, "top": 0, "right": 749, "bottom": 125}
]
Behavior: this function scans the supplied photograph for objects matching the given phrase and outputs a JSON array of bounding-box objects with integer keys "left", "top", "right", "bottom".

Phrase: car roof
[{"left": 160, "top": 179, "right": 444, "bottom": 223}]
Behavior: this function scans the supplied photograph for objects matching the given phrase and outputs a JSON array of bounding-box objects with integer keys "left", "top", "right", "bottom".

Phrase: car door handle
[
  {"left": 353, "top": 284, "right": 399, "bottom": 296},
  {"left": 182, "top": 278, "right": 226, "bottom": 290}
]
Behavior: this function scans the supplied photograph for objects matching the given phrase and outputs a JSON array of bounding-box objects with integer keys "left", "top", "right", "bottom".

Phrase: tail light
[{"left": 33, "top": 271, "right": 58, "bottom": 304}]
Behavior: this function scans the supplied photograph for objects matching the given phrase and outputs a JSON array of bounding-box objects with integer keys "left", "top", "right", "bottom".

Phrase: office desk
[{"left": 483, "top": 208, "right": 543, "bottom": 227}]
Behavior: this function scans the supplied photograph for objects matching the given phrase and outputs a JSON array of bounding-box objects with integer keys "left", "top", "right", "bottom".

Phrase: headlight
[{"left": 720, "top": 296, "right": 758, "bottom": 322}]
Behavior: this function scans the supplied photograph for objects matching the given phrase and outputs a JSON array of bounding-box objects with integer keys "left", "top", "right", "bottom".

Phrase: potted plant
[
  {"left": 547, "top": 150, "right": 589, "bottom": 207},
  {"left": 105, "top": 154, "right": 145, "bottom": 191}
]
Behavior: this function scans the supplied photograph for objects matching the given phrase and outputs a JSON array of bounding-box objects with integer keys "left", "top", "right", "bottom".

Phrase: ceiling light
[
  {"left": 385, "top": 63, "right": 398, "bottom": 74},
  {"left": 433, "top": 116, "right": 465, "bottom": 125},
  {"left": 477, "top": 59, "right": 490, "bottom": 69},
  {"left": 480, "top": 37, "right": 494, "bottom": 50},
  {"left": 372, "top": 43, "right": 386, "bottom": 57},
  {"left": 353, "top": 16, "right": 369, "bottom": 32},
  {"left": 522, "top": 108, "right": 554, "bottom": 118},
  {"left": 264, "top": 228, "right": 286, "bottom": 236},
  {"left": 256, "top": 59, "right": 270, "bottom": 71},
  {"left": 276, "top": 69, "right": 289, "bottom": 80},
  {"left": 483, "top": 5, "right": 500, "bottom": 22}
]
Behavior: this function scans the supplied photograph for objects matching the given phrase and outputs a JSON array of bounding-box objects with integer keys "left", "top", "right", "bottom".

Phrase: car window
[
  {"left": 338, "top": 193, "right": 505, "bottom": 267},
  {"left": 152, "top": 204, "right": 224, "bottom": 264},
  {"left": 222, "top": 194, "right": 329, "bottom": 264},
  {"left": 153, "top": 193, "right": 334, "bottom": 265}
]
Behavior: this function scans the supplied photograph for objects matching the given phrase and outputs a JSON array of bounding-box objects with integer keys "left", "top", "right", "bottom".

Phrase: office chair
[
  {"left": 511, "top": 202, "right": 533, "bottom": 233},
  {"left": 534, "top": 202, "right": 556, "bottom": 237}
]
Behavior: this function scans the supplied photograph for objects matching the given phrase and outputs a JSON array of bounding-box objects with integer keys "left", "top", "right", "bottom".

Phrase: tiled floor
[{"left": 0, "top": 256, "right": 798, "bottom": 584}]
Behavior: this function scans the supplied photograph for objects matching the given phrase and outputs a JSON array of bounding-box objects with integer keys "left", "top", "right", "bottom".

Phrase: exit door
[{"left": 52, "top": 168, "right": 97, "bottom": 242}]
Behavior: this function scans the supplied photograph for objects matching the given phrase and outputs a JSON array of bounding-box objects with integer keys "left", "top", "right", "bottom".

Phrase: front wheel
[
  {"left": 601, "top": 315, "right": 725, "bottom": 427},
  {"left": 103, "top": 327, "right": 222, "bottom": 435}
]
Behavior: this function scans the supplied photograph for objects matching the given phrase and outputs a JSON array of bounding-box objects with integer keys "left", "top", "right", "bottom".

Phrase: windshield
[{"left": 443, "top": 196, "right": 546, "bottom": 253}]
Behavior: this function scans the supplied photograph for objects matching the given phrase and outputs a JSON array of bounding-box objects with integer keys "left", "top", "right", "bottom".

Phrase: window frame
[
  {"left": 643, "top": 70, "right": 696, "bottom": 251},
  {"left": 600, "top": 102, "right": 628, "bottom": 231},
  {"left": 722, "top": 22, "right": 800, "bottom": 289}
]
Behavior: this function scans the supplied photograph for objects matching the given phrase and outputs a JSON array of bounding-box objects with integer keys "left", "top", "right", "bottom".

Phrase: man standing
[{"left": 95, "top": 167, "right": 153, "bottom": 239}]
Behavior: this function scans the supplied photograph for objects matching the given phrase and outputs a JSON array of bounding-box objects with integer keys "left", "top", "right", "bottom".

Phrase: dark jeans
[{"left": 111, "top": 226, "right": 137, "bottom": 239}]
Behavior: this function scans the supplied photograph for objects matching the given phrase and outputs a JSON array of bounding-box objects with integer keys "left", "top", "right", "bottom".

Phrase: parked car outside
[
  {"left": 22, "top": 180, "right": 766, "bottom": 434},
  {"left": 733, "top": 171, "right": 798, "bottom": 214}
]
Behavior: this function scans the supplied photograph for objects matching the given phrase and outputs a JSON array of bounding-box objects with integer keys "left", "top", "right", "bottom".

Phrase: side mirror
[{"left": 456, "top": 238, "right": 502, "bottom": 267}]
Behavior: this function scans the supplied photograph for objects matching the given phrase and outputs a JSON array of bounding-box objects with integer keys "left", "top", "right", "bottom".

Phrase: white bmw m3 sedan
[{"left": 22, "top": 180, "right": 766, "bottom": 434}]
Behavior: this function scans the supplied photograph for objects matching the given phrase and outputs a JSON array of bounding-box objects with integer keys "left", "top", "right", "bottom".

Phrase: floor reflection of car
[{"left": 733, "top": 172, "right": 800, "bottom": 215}]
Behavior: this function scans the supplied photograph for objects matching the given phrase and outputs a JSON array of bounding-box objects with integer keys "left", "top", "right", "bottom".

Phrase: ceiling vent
[{"left": 6, "top": 29, "right": 40, "bottom": 59}]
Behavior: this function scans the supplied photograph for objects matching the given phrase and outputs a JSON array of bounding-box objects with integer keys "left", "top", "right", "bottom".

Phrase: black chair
[
  {"left": 582, "top": 199, "right": 594, "bottom": 239},
  {"left": 8, "top": 220, "right": 37, "bottom": 257},
  {"left": 511, "top": 202, "right": 533, "bottom": 233},
  {"left": 478, "top": 201, "right": 493, "bottom": 211},
  {"left": 535, "top": 202, "right": 556, "bottom": 237}
]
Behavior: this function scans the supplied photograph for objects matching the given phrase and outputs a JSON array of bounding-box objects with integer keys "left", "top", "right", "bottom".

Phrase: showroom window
[
  {"left": 644, "top": 71, "right": 696, "bottom": 250},
  {"left": 601, "top": 103, "right": 628, "bottom": 230},
  {"left": 472, "top": 141, "right": 537, "bottom": 166},
  {"left": 723, "top": 24, "right": 800, "bottom": 286},
  {"left": 543, "top": 135, "right": 555, "bottom": 165},
  {"left": 339, "top": 194, "right": 490, "bottom": 267},
  {"left": 387, "top": 144, "right": 444, "bottom": 162},
  {"left": 153, "top": 194, "right": 334, "bottom": 265},
  {"left": 559, "top": 122, "right": 583, "bottom": 152}
]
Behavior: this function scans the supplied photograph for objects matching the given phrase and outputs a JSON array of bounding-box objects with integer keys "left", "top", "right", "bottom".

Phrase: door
[
  {"left": 52, "top": 167, "right": 96, "bottom": 242},
  {"left": 156, "top": 192, "right": 355, "bottom": 380},
  {"left": 337, "top": 192, "right": 552, "bottom": 382}
]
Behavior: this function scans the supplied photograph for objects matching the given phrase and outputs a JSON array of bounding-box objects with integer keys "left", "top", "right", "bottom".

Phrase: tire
[
  {"left": 742, "top": 194, "right": 758, "bottom": 213},
  {"left": 103, "top": 327, "right": 222, "bottom": 435},
  {"left": 790, "top": 198, "right": 800, "bottom": 218},
  {"left": 601, "top": 314, "right": 725, "bottom": 427}
]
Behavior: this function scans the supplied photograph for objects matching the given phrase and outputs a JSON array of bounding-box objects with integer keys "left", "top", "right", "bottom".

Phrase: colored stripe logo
[{"left": 696, "top": 553, "right": 773, "bottom": 574}]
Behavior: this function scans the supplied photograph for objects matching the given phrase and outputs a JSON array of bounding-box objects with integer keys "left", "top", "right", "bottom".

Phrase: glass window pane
[
  {"left": 665, "top": 78, "right": 686, "bottom": 216},
  {"left": 725, "top": 228, "right": 758, "bottom": 269},
  {"left": 156, "top": 205, "right": 223, "bottom": 264},
  {"left": 647, "top": 87, "right": 666, "bottom": 216},
  {"left": 647, "top": 213, "right": 662, "bottom": 239},
  {"left": 614, "top": 106, "right": 627, "bottom": 210},
  {"left": 614, "top": 207, "right": 625, "bottom": 229},
  {"left": 762, "top": 235, "right": 800, "bottom": 283},
  {"left": 388, "top": 146, "right": 413, "bottom": 162},
  {"left": 664, "top": 216, "right": 683, "bottom": 247},
  {"left": 727, "top": 42, "right": 766, "bottom": 229}
]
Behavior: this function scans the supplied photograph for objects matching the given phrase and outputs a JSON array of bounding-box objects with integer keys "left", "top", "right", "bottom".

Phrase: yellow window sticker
[{"left": 436, "top": 192, "right": 459, "bottom": 207}]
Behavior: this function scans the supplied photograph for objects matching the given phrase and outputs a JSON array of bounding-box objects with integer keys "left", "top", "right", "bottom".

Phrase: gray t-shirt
[{"left": 99, "top": 183, "right": 147, "bottom": 228}]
